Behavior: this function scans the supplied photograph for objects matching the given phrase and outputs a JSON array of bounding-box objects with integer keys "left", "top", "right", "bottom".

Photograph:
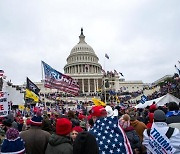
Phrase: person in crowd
[
  {"left": 146, "top": 102, "right": 157, "bottom": 129},
  {"left": 73, "top": 131, "right": 99, "bottom": 154},
  {"left": 146, "top": 112, "right": 154, "bottom": 129},
  {"left": 79, "top": 120, "right": 87, "bottom": 131},
  {"left": 119, "top": 114, "right": 141, "bottom": 153},
  {"left": 4, "top": 112, "right": 18, "bottom": 130},
  {"left": 78, "top": 112, "right": 86, "bottom": 121},
  {"left": 22, "top": 117, "right": 31, "bottom": 131},
  {"left": 1, "top": 128, "right": 25, "bottom": 154},
  {"left": 89, "top": 105, "right": 133, "bottom": 153},
  {"left": 45, "top": 118, "right": 73, "bottom": 154},
  {"left": 15, "top": 112, "right": 24, "bottom": 132},
  {"left": 20, "top": 115, "right": 51, "bottom": 154},
  {"left": 70, "top": 126, "right": 83, "bottom": 142},
  {"left": 166, "top": 102, "right": 180, "bottom": 129},
  {"left": 143, "top": 109, "right": 180, "bottom": 154},
  {"left": 71, "top": 118, "right": 80, "bottom": 128},
  {"left": 149, "top": 101, "right": 157, "bottom": 113},
  {"left": 67, "top": 110, "right": 77, "bottom": 120},
  {"left": 42, "top": 114, "right": 53, "bottom": 134},
  {"left": 87, "top": 118, "right": 94, "bottom": 131},
  {"left": 129, "top": 110, "right": 147, "bottom": 142},
  {"left": 89, "top": 105, "right": 107, "bottom": 123}
]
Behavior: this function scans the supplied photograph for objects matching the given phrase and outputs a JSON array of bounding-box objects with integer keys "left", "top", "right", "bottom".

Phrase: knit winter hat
[
  {"left": 119, "top": 114, "right": 130, "bottom": 129},
  {"left": 90, "top": 106, "right": 107, "bottom": 117},
  {"left": 6, "top": 128, "right": 19, "bottom": 140},
  {"left": 30, "top": 115, "right": 43, "bottom": 126},
  {"left": 78, "top": 114, "right": 85, "bottom": 121},
  {"left": 56, "top": 118, "right": 72, "bottom": 135},
  {"left": 154, "top": 110, "right": 166, "bottom": 121},
  {"left": 1, "top": 128, "right": 25, "bottom": 154},
  {"left": 72, "top": 126, "right": 83, "bottom": 133}
]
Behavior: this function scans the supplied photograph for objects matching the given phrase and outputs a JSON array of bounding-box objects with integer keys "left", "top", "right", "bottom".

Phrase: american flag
[
  {"left": 90, "top": 116, "right": 133, "bottom": 154},
  {"left": 42, "top": 61, "right": 80, "bottom": 96}
]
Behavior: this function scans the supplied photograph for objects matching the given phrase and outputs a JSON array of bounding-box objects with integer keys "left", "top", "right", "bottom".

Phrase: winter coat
[
  {"left": 166, "top": 111, "right": 180, "bottom": 124},
  {"left": 124, "top": 126, "right": 141, "bottom": 150},
  {"left": 130, "top": 120, "right": 147, "bottom": 142},
  {"left": 166, "top": 111, "right": 180, "bottom": 130},
  {"left": 143, "top": 122, "right": 180, "bottom": 154},
  {"left": 45, "top": 134, "right": 73, "bottom": 154},
  {"left": 20, "top": 126, "right": 51, "bottom": 154}
]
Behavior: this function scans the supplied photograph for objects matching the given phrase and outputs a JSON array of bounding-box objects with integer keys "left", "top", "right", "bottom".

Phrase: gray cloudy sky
[{"left": 1, "top": 0, "right": 180, "bottom": 85}]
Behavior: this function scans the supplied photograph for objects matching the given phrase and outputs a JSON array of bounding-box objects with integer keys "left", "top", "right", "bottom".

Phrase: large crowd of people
[
  {"left": 0, "top": 99, "right": 179, "bottom": 154},
  {"left": 0, "top": 71, "right": 179, "bottom": 153}
]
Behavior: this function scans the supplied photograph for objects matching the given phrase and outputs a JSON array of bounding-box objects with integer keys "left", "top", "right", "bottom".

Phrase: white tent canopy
[{"left": 135, "top": 93, "right": 180, "bottom": 109}]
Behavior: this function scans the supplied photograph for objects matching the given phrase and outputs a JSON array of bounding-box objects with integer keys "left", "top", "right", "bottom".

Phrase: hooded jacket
[
  {"left": 45, "top": 134, "right": 73, "bottom": 154},
  {"left": 130, "top": 120, "right": 147, "bottom": 142},
  {"left": 143, "top": 122, "right": 180, "bottom": 154}
]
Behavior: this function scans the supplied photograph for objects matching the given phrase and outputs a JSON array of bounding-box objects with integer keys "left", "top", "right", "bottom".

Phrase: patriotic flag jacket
[{"left": 89, "top": 116, "right": 133, "bottom": 154}]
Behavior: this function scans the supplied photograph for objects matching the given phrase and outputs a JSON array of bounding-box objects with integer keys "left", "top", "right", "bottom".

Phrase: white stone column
[
  {"left": 78, "top": 65, "right": 80, "bottom": 73},
  {"left": 82, "top": 79, "right": 84, "bottom": 93},
  {"left": 81, "top": 65, "right": 83, "bottom": 73},
  {"left": 97, "top": 79, "right": 99, "bottom": 90},
  {"left": 94, "top": 79, "right": 96, "bottom": 93},
  {"left": 88, "top": 79, "right": 90, "bottom": 93},
  {"left": 74, "top": 66, "right": 76, "bottom": 73}
]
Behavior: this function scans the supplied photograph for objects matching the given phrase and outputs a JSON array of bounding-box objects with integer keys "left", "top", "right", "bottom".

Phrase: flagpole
[
  {"left": 104, "top": 55, "right": 106, "bottom": 104},
  {"left": 41, "top": 61, "right": 44, "bottom": 82},
  {"left": 41, "top": 61, "right": 46, "bottom": 107}
]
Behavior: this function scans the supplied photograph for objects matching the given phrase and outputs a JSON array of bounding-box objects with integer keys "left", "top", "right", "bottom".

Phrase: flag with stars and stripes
[
  {"left": 42, "top": 61, "right": 80, "bottom": 96},
  {"left": 89, "top": 116, "right": 133, "bottom": 154}
]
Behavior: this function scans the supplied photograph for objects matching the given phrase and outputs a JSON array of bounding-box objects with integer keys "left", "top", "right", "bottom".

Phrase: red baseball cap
[{"left": 90, "top": 106, "right": 107, "bottom": 117}]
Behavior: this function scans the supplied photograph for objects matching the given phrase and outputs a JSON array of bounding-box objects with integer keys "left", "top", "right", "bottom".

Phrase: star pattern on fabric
[{"left": 90, "top": 116, "right": 130, "bottom": 154}]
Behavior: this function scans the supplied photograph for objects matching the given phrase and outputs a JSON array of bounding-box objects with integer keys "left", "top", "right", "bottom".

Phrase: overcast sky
[{"left": 1, "top": 0, "right": 180, "bottom": 85}]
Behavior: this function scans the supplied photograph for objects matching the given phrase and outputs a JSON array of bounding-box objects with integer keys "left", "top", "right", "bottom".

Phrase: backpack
[
  {"left": 147, "top": 127, "right": 175, "bottom": 139},
  {"left": 126, "top": 130, "right": 141, "bottom": 149}
]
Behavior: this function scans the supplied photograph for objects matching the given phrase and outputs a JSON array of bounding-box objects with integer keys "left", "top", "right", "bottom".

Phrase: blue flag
[
  {"left": 89, "top": 116, "right": 133, "bottom": 154},
  {"left": 141, "top": 95, "right": 148, "bottom": 104}
]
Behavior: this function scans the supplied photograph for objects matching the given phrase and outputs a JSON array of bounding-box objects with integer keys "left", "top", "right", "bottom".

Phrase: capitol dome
[
  {"left": 64, "top": 28, "right": 103, "bottom": 93},
  {"left": 64, "top": 28, "right": 102, "bottom": 75}
]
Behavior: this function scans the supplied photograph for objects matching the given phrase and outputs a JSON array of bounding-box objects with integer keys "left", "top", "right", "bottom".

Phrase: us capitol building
[
  {"left": 64, "top": 28, "right": 104, "bottom": 94},
  {"left": 37, "top": 28, "right": 144, "bottom": 96}
]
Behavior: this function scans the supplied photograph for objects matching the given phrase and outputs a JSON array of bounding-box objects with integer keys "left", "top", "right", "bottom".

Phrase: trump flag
[{"left": 42, "top": 61, "right": 80, "bottom": 96}]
